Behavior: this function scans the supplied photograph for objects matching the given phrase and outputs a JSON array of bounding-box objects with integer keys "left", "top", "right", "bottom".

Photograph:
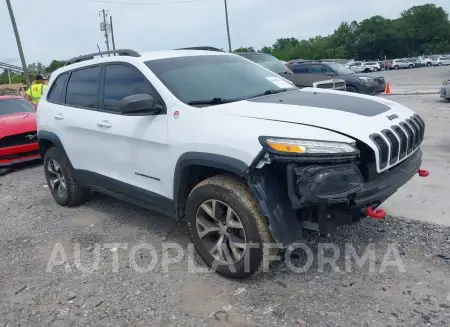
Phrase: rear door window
[
  {"left": 47, "top": 73, "right": 68, "bottom": 103},
  {"left": 292, "top": 64, "right": 309, "bottom": 74},
  {"left": 310, "top": 64, "right": 331, "bottom": 74},
  {"left": 65, "top": 66, "right": 101, "bottom": 109}
]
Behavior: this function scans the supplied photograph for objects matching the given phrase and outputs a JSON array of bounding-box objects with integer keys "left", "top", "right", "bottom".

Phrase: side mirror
[{"left": 119, "top": 94, "right": 162, "bottom": 115}]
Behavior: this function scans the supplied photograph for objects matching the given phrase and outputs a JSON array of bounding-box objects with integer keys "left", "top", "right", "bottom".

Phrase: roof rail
[
  {"left": 64, "top": 49, "right": 141, "bottom": 66},
  {"left": 176, "top": 46, "right": 224, "bottom": 52}
]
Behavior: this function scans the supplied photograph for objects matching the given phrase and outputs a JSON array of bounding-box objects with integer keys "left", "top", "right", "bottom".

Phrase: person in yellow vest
[{"left": 25, "top": 74, "right": 47, "bottom": 105}]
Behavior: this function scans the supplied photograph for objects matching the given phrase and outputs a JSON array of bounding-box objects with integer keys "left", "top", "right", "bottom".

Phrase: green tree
[
  {"left": 234, "top": 47, "right": 256, "bottom": 52},
  {"left": 46, "top": 60, "right": 66, "bottom": 73}
]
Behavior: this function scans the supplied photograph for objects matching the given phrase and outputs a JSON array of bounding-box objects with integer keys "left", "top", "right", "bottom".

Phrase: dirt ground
[{"left": 1, "top": 67, "right": 450, "bottom": 327}]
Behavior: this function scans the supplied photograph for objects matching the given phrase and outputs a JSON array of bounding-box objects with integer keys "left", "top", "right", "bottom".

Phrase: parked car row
[
  {"left": 346, "top": 55, "right": 450, "bottom": 72},
  {"left": 236, "top": 53, "right": 347, "bottom": 91}
]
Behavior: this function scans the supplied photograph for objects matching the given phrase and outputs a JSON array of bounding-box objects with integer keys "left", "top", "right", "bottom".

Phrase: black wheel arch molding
[
  {"left": 37, "top": 130, "right": 72, "bottom": 166},
  {"left": 173, "top": 151, "right": 250, "bottom": 218}
]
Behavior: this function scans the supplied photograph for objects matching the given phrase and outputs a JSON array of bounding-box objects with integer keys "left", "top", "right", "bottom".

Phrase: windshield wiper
[
  {"left": 187, "top": 97, "right": 235, "bottom": 106},
  {"left": 246, "top": 88, "right": 290, "bottom": 99}
]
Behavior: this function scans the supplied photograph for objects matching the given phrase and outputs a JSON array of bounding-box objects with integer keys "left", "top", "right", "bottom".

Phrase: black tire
[
  {"left": 426, "top": 62, "right": 432, "bottom": 67},
  {"left": 394, "top": 65, "right": 399, "bottom": 70},
  {"left": 373, "top": 67, "right": 378, "bottom": 72},
  {"left": 364, "top": 68, "right": 370, "bottom": 73},
  {"left": 185, "top": 175, "right": 274, "bottom": 279},
  {"left": 346, "top": 85, "right": 358, "bottom": 93},
  {"left": 44, "top": 147, "right": 88, "bottom": 207},
  {"left": 438, "top": 62, "right": 442, "bottom": 66},
  {"left": 409, "top": 64, "right": 414, "bottom": 69}
]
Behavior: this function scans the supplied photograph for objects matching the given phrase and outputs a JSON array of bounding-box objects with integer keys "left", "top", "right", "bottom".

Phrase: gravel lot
[{"left": 1, "top": 69, "right": 450, "bottom": 327}]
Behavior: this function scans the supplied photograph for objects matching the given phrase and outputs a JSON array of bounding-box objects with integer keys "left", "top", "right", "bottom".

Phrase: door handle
[
  {"left": 97, "top": 120, "right": 112, "bottom": 128},
  {"left": 53, "top": 113, "right": 64, "bottom": 120}
]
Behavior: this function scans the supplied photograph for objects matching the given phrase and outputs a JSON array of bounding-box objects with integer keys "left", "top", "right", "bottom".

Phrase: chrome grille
[{"left": 370, "top": 114, "right": 425, "bottom": 171}]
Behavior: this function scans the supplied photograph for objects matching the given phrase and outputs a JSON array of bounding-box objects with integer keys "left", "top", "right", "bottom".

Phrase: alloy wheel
[
  {"left": 195, "top": 199, "right": 247, "bottom": 264},
  {"left": 47, "top": 159, "right": 67, "bottom": 198}
]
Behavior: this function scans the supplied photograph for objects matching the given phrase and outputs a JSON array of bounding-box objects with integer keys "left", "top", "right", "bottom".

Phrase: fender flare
[
  {"left": 37, "top": 130, "right": 73, "bottom": 169},
  {"left": 172, "top": 152, "right": 249, "bottom": 216}
]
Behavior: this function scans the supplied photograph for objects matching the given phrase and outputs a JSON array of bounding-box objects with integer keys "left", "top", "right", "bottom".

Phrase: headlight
[
  {"left": 259, "top": 136, "right": 358, "bottom": 154},
  {"left": 358, "top": 77, "right": 374, "bottom": 83}
]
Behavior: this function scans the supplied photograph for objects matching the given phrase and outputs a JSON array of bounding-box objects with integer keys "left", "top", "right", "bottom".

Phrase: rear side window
[
  {"left": 102, "top": 64, "right": 161, "bottom": 112},
  {"left": 65, "top": 66, "right": 101, "bottom": 109},
  {"left": 47, "top": 73, "right": 68, "bottom": 103},
  {"left": 292, "top": 64, "right": 309, "bottom": 74},
  {"left": 311, "top": 64, "right": 331, "bottom": 74}
]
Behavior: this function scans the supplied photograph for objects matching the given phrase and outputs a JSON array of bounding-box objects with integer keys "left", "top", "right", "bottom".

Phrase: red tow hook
[
  {"left": 367, "top": 206, "right": 386, "bottom": 220},
  {"left": 418, "top": 169, "right": 429, "bottom": 177}
]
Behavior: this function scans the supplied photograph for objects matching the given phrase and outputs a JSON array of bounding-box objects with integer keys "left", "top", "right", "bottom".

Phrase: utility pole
[
  {"left": 110, "top": 16, "right": 116, "bottom": 52},
  {"left": 223, "top": 0, "right": 232, "bottom": 52},
  {"left": 100, "top": 9, "right": 110, "bottom": 54},
  {"left": 5, "top": 0, "right": 30, "bottom": 87},
  {"left": 97, "top": 44, "right": 103, "bottom": 56}
]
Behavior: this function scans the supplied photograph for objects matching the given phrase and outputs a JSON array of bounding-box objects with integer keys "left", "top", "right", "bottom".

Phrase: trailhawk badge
[
  {"left": 26, "top": 134, "right": 37, "bottom": 140},
  {"left": 386, "top": 114, "right": 399, "bottom": 120}
]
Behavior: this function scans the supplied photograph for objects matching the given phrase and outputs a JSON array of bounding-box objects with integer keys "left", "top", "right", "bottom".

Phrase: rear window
[{"left": 0, "top": 98, "right": 35, "bottom": 115}]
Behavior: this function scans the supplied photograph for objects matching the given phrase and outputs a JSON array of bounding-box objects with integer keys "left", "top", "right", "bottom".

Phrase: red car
[{"left": 0, "top": 95, "right": 40, "bottom": 167}]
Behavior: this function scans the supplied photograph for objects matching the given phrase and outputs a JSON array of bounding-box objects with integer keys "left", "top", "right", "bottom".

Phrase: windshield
[
  {"left": 145, "top": 55, "right": 296, "bottom": 105},
  {"left": 326, "top": 62, "right": 355, "bottom": 75},
  {"left": 0, "top": 98, "right": 35, "bottom": 116},
  {"left": 236, "top": 53, "right": 292, "bottom": 74}
]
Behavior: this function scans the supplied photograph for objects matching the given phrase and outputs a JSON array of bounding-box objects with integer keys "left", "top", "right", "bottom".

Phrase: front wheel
[
  {"left": 438, "top": 62, "right": 443, "bottom": 66},
  {"left": 409, "top": 64, "right": 414, "bottom": 69},
  {"left": 185, "top": 176, "right": 274, "bottom": 279},
  {"left": 426, "top": 62, "right": 432, "bottom": 67},
  {"left": 44, "top": 147, "right": 88, "bottom": 207},
  {"left": 394, "top": 65, "right": 399, "bottom": 70},
  {"left": 373, "top": 67, "right": 378, "bottom": 72},
  {"left": 346, "top": 85, "right": 358, "bottom": 93}
]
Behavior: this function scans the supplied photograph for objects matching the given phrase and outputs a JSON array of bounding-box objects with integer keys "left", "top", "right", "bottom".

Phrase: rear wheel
[
  {"left": 372, "top": 67, "right": 378, "bottom": 72},
  {"left": 426, "top": 62, "right": 432, "bottom": 67},
  {"left": 409, "top": 64, "right": 414, "bottom": 69},
  {"left": 438, "top": 62, "right": 443, "bottom": 66},
  {"left": 44, "top": 147, "right": 88, "bottom": 207},
  {"left": 185, "top": 175, "right": 274, "bottom": 279},
  {"left": 364, "top": 68, "right": 371, "bottom": 73},
  {"left": 394, "top": 65, "right": 399, "bottom": 70}
]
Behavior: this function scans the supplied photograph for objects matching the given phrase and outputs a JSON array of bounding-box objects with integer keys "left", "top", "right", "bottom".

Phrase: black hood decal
[{"left": 247, "top": 90, "right": 390, "bottom": 117}]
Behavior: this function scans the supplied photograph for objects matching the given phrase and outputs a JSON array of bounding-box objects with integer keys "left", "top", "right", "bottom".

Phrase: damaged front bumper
[{"left": 246, "top": 149, "right": 423, "bottom": 247}]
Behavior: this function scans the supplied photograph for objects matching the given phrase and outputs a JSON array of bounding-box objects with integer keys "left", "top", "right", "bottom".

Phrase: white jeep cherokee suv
[{"left": 37, "top": 47, "right": 427, "bottom": 279}]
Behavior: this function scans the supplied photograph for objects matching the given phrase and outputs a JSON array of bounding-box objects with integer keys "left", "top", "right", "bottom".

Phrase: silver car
[
  {"left": 440, "top": 77, "right": 450, "bottom": 100},
  {"left": 391, "top": 59, "right": 415, "bottom": 70}
]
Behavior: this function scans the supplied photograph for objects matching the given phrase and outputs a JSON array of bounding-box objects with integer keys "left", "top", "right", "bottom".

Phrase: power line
[{"left": 84, "top": 0, "right": 207, "bottom": 5}]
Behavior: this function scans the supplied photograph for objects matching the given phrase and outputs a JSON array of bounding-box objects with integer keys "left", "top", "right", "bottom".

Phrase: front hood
[
  {"left": 210, "top": 88, "right": 419, "bottom": 171},
  {"left": 0, "top": 112, "right": 37, "bottom": 138}
]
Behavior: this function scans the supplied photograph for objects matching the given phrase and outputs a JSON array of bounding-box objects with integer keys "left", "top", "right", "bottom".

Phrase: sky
[{"left": 1, "top": 0, "right": 450, "bottom": 66}]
